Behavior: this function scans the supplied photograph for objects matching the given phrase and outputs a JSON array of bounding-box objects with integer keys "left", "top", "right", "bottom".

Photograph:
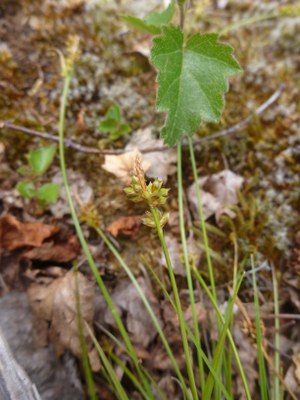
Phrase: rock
[{"left": 0, "top": 292, "right": 84, "bottom": 400}]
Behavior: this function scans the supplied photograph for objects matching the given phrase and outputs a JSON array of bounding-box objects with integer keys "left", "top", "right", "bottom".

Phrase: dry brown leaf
[
  {"left": 188, "top": 170, "right": 244, "bottom": 222},
  {"left": 22, "top": 235, "right": 80, "bottom": 262},
  {"left": 106, "top": 215, "right": 140, "bottom": 238},
  {"left": 28, "top": 270, "right": 100, "bottom": 371},
  {"left": 0, "top": 214, "right": 58, "bottom": 251},
  {"left": 102, "top": 149, "right": 150, "bottom": 184}
]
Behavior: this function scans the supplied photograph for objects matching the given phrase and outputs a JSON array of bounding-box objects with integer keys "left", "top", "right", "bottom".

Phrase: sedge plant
[{"left": 54, "top": 1, "right": 295, "bottom": 399}]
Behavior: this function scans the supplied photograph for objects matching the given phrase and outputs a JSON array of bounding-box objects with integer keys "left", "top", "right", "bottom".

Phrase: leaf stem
[{"left": 272, "top": 265, "right": 281, "bottom": 400}]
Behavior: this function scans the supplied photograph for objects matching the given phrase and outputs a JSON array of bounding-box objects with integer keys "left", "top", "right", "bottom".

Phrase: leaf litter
[
  {"left": 28, "top": 270, "right": 100, "bottom": 372},
  {"left": 1, "top": 0, "right": 300, "bottom": 398},
  {"left": 99, "top": 277, "right": 162, "bottom": 348}
]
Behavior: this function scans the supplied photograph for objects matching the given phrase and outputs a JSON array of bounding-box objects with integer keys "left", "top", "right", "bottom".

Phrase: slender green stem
[
  {"left": 225, "top": 234, "right": 239, "bottom": 397},
  {"left": 251, "top": 255, "right": 269, "bottom": 400},
  {"left": 272, "top": 265, "right": 280, "bottom": 400},
  {"left": 110, "top": 354, "right": 154, "bottom": 400},
  {"left": 150, "top": 207, "right": 197, "bottom": 400},
  {"left": 58, "top": 71, "right": 153, "bottom": 399},
  {"left": 177, "top": 143, "right": 206, "bottom": 392}
]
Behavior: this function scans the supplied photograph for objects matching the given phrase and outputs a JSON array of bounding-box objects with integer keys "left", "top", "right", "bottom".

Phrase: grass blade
[{"left": 251, "top": 255, "right": 269, "bottom": 400}]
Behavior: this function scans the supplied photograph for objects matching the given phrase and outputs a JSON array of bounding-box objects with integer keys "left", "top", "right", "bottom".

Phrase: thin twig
[{"left": 0, "top": 85, "right": 284, "bottom": 156}]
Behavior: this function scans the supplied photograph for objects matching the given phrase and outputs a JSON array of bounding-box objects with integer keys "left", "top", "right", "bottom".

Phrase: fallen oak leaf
[
  {"left": 0, "top": 214, "right": 58, "bottom": 251},
  {"left": 28, "top": 270, "right": 100, "bottom": 372},
  {"left": 106, "top": 215, "right": 141, "bottom": 238}
]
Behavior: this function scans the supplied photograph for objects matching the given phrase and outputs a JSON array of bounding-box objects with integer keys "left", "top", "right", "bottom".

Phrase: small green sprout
[
  {"left": 16, "top": 144, "right": 59, "bottom": 208},
  {"left": 97, "top": 104, "right": 130, "bottom": 141}
]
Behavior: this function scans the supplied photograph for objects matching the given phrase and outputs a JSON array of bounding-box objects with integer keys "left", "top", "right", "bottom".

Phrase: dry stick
[{"left": 0, "top": 85, "right": 284, "bottom": 156}]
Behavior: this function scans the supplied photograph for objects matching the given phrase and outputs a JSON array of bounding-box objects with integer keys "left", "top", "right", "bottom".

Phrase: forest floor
[{"left": 0, "top": 0, "right": 300, "bottom": 399}]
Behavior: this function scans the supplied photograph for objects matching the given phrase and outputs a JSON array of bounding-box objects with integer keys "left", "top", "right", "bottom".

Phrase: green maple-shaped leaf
[{"left": 150, "top": 26, "right": 241, "bottom": 146}]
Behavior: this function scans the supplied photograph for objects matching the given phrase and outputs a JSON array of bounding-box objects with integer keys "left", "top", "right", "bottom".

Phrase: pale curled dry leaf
[
  {"left": 28, "top": 270, "right": 100, "bottom": 371},
  {"left": 102, "top": 149, "right": 150, "bottom": 184},
  {"left": 0, "top": 214, "right": 58, "bottom": 251},
  {"left": 188, "top": 169, "right": 244, "bottom": 222},
  {"left": 126, "top": 128, "right": 177, "bottom": 182}
]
